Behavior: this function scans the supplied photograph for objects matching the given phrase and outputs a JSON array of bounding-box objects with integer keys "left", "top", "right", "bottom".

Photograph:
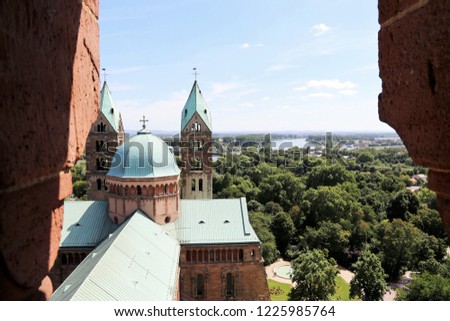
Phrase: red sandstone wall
[
  {"left": 179, "top": 245, "right": 270, "bottom": 301},
  {"left": 378, "top": 0, "right": 450, "bottom": 235},
  {"left": 0, "top": 0, "right": 99, "bottom": 300}
]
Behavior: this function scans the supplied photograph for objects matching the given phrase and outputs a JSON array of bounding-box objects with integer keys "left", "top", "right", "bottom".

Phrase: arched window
[
  {"left": 165, "top": 216, "right": 170, "bottom": 224},
  {"left": 196, "top": 274, "right": 204, "bottom": 298},
  {"left": 192, "top": 251, "right": 197, "bottom": 262},
  {"left": 216, "top": 249, "right": 220, "bottom": 262},
  {"left": 186, "top": 251, "right": 191, "bottom": 262},
  {"left": 199, "top": 178, "right": 203, "bottom": 192},
  {"left": 96, "top": 179, "right": 102, "bottom": 191},
  {"left": 233, "top": 249, "right": 238, "bottom": 262},
  {"left": 204, "top": 250, "right": 208, "bottom": 262},
  {"left": 210, "top": 250, "right": 214, "bottom": 262},
  {"left": 198, "top": 250, "right": 203, "bottom": 262},
  {"left": 221, "top": 249, "right": 226, "bottom": 262},
  {"left": 226, "top": 273, "right": 234, "bottom": 297},
  {"left": 191, "top": 179, "right": 196, "bottom": 192},
  {"left": 95, "top": 141, "right": 100, "bottom": 152},
  {"left": 137, "top": 185, "right": 142, "bottom": 195},
  {"left": 227, "top": 249, "right": 232, "bottom": 261},
  {"left": 164, "top": 184, "right": 168, "bottom": 194},
  {"left": 97, "top": 124, "right": 101, "bottom": 132},
  {"left": 239, "top": 249, "right": 244, "bottom": 262},
  {"left": 61, "top": 254, "right": 67, "bottom": 265},
  {"left": 96, "top": 158, "right": 101, "bottom": 170}
]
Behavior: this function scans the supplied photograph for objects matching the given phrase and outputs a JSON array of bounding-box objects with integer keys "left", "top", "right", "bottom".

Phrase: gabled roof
[
  {"left": 61, "top": 201, "right": 118, "bottom": 248},
  {"left": 175, "top": 198, "right": 260, "bottom": 245},
  {"left": 51, "top": 211, "right": 180, "bottom": 301},
  {"left": 107, "top": 132, "right": 180, "bottom": 179},
  {"left": 100, "top": 81, "right": 123, "bottom": 132},
  {"left": 181, "top": 81, "right": 212, "bottom": 131}
]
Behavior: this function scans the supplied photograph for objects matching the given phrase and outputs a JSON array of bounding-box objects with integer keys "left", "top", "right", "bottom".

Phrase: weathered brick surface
[
  {"left": 379, "top": 0, "right": 450, "bottom": 236},
  {"left": 0, "top": 0, "right": 99, "bottom": 299},
  {"left": 179, "top": 245, "right": 269, "bottom": 301},
  {"left": 378, "top": 0, "right": 427, "bottom": 24}
]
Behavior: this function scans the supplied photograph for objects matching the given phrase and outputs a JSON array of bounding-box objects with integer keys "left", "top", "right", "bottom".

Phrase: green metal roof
[
  {"left": 175, "top": 198, "right": 260, "bottom": 245},
  {"left": 107, "top": 132, "right": 180, "bottom": 179},
  {"left": 51, "top": 210, "right": 180, "bottom": 301},
  {"left": 100, "top": 81, "right": 122, "bottom": 132},
  {"left": 61, "top": 201, "right": 118, "bottom": 248},
  {"left": 181, "top": 81, "right": 212, "bottom": 131}
]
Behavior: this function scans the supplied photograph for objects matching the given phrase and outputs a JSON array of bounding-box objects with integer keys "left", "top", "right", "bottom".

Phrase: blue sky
[{"left": 100, "top": 0, "right": 393, "bottom": 133}]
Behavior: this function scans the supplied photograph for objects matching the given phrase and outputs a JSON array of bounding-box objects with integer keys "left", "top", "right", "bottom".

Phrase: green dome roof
[{"left": 107, "top": 132, "right": 180, "bottom": 179}]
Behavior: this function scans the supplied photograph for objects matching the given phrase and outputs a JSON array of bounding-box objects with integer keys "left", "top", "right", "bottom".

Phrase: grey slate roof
[
  {"left": 176, "top": 198, "right": 260, "bottom": 245},
  {"left": 61, "top": 201, "right": 118, "bottom": 248},
  {"left": 51, "top": 210, "right": 180, "bottom": 301},
  {"left": 107, "top": 132, "right": 180, "bottom": 179}
]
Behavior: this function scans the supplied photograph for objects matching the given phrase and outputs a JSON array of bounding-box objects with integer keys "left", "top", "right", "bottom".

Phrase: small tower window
[
  {"left": 96, "top": 179, "right": 102, "bottom": 191},
  {"left": 199, "top": 178, "right": 203, "bottom": 192},
  {"left": 226, "top": 273, "right": 234, "bottom": 297},
  {"left": 95, "top": 141, "right": 100, "bottom": 152},
  {"left": 137, "top": 185, "right": 142, "bottom": 195},
  {"left": 191, "top": 179, "right": 196, "bottom": 191},
  {"left": 196, "top": 274, "right": 204, "bottom": 297}
]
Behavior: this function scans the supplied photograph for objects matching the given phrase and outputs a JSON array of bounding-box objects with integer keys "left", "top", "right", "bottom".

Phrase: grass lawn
[
  {"left": 268, "top": 279, "right": 292, "bottom": 301},
  {"left": 268, "top": 276, "right": 355, "bottom": 301},
  {"left": 332, "top": 276, "right": 352, "bottom": 301}
]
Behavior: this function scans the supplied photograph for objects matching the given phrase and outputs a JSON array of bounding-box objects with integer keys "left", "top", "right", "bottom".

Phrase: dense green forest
[{"left": 212, "top": 144, "right": 449, "bottom": 300}]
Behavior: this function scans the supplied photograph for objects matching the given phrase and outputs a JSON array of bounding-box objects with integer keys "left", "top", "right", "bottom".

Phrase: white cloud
[
  {"left": 240, "top": 43, "right": 250, "bottom": 49},
  {"left": 240, "top": 102, "right": 255, "bottom": 107},
  {"left": 294, "top": 79, "right": 358, "bottom": 97},
  {"left": 307, "top": 93, "right": 334, "bottom": 99},
  {"left": 240, "top": 43, "right": 264, "bottom": 49},
  {"left": 262, "top": 96, "right": 270, "bottom": 101},
  {"left": 311, "top": 23, "right": 331, "bottom": 36}
]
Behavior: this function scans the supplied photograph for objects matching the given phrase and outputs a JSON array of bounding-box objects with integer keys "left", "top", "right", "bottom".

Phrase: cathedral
[{"left": 50, "top": 81, "right": 270, "bottom": 301}]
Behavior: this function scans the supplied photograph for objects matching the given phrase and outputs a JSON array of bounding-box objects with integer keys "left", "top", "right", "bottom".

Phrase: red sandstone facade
[{"left": 179, "top": 244, "right": 269, "bottom": 300}]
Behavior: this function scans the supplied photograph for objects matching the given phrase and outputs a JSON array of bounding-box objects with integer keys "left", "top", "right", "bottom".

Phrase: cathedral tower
[
  {"left": 86, "top": 81, "right": 124, "bottom": 200},
  {"left": 180, "top": 81, "right": 213, "bottom": 199}
]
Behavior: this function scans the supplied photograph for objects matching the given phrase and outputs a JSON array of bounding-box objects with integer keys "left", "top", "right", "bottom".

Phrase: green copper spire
[
  {"left": 181, "top": 81, "right": 212, "bottom": 132},
  {"left": 100, "top": 81, "right": 122, "bottom": 132}
]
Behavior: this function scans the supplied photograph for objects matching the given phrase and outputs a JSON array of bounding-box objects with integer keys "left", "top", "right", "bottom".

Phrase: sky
[{"left": 100, "top": 0, "right": 394, "bottom": 133}]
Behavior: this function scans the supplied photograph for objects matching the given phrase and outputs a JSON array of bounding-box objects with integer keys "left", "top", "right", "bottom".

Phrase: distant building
[{"left": 50, "top": 81, "right": 269, "bottom": 301}]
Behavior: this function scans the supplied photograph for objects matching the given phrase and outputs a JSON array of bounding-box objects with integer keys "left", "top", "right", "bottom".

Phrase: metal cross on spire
[
  {"left": 140, "top": 115, "right": 149, "bottom": 129},
  {"left": 102, "top": 68, "right": 109, "bottom": 82},
  {"left": 192, "top": 67, "right": 199, "bottom": 81}
]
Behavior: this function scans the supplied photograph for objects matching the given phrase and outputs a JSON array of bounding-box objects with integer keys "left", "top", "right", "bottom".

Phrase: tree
[
  {"left": 288, "top": 249, "right": 338, "bottom": 301},
  {"left": 387, "top": 190, "right": 419, "bottom": 221},
  {"left": 270, "top": 211, "right": 296, "bottom": 256},
  {"left": 396, "top": 273, "right": 450, "bottom": 301},
  {"left": 300, "top": 221, "right": 350, "bottom": 262},
  {"left": 72, "top": 180, "right": 88, "bottom": 199},
  {"left": 249, "top": 211, "right": 277, "bottom": 265},
  {"left": 350, "top": 250, "right": 388, "bottom": 301},
  {"left": 306, "top": 164, "right": 355, "bottom": 189}
]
